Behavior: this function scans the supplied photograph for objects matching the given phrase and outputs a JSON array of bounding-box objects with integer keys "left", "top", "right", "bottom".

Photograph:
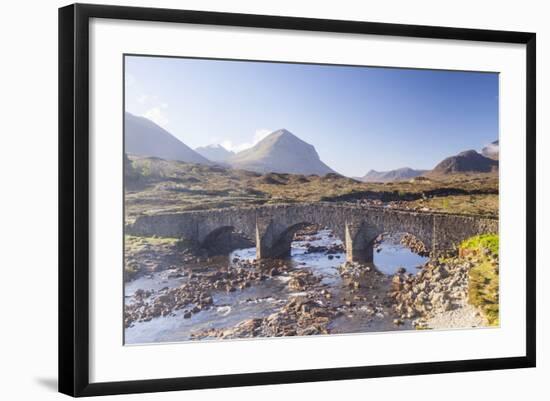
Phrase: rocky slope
[
  {"left": 426, "top": 149, "right": 498, "bottom": 176},
  {"left": 389, "top": 234, "right": 498, "bottom": 329},
  {"left": 228, "top": 129, "right": 337, "bottom": 175},
  {"left": 125, "top": 112, "right": 211, "bottom": 164}
]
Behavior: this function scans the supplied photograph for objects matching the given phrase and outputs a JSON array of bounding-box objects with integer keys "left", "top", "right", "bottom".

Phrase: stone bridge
[{"left": 126, "top": 203, "right": 498, "bottom": 262}]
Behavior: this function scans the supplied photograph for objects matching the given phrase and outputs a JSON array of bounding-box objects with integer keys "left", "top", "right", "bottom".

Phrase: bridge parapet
[{"left": 126, "top": 203, "right": 498, "bottom": 261}]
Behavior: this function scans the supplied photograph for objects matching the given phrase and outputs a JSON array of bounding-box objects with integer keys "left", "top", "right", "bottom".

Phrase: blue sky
[{"left": 125, "top": 55, "right": 499, "bottom": 177}]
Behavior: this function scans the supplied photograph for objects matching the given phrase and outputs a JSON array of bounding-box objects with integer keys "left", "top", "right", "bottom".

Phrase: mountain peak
[
  {"left": 228, "top": 129, "right": 336, "bottom": 175},
  {"left": 205, "top": 143, "right": 226, "bottom": 149},
  {"left": 428, "top": 148, "right": 498, "bottom": 176},
  {"left": 124, "top": 112, "right": 210, "bottom": 165},
  {"left": 458, "top": 149, "right": 480, "bottom": 158},
  {"left": 195, "top": 143, "right": 235, "bottom": 163},
  {"left": 269, "top": 128, "right": 293, "bottom": 137},
  {"left": 263, "top": 129, "right": 301, "bottom": 145}
]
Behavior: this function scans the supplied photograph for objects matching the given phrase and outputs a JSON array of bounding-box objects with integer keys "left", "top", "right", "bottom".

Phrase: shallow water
[
  {"left": 373, "top": 240, "right": 428, "bottom": 275},
  {"left": 124, "top": 230, "right": 428, "bottom": 344}
]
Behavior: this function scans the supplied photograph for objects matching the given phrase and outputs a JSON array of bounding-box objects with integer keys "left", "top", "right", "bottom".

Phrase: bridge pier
[
  {"left": 256, "top": 234, "right": 292, "bottom": 259},
  {"left": 255, "top": 218, "right": 274, "bottom": 259},
  {"left": 255, "top": 218, "right": 295, "bottom": 259},
  {"left": 345, "top": 221, "right": 375, "bottom": 263},
  {"left": 345, "top": 243, "right": 374, "bottom": 263}
]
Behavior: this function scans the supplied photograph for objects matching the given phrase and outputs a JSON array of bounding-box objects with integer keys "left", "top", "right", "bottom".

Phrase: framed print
[{"left": 58, "top": 3, "right": 536, "bottom": 397}]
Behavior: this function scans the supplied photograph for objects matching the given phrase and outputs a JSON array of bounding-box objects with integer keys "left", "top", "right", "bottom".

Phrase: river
[{"left": 125, "top": 230, "right": 428, "bottom": 344}]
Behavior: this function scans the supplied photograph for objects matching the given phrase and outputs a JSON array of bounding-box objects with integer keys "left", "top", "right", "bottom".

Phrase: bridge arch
[
  {"left": 126, "top": 203, "right": 499, "bottom": 262},
  {"left": 200, "top": 225, "right": 254, "bottom": 256},
  {"left": 257, "top": 221, "right": 347, "bottom": 259},
  {"left": 264, "top": 222, "right": 311, "bottom": 259},
  {"left": 378, "top": 231, "right": 430, "bottom": 257}
]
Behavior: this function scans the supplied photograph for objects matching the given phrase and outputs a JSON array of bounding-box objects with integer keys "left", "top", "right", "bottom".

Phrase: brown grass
[{"left": 124, "top": 156, "right": 499, "bottom": 223}]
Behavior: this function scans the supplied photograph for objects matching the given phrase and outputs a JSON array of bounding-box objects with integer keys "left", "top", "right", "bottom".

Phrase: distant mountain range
[
  {"left": 125, "top": 112, "right": 210, "bottom": 164},
  {"left": 125, "top": 114, "right": 336, "bottom": 175},
  {"left": 359, "top": 140, "right": 499, "bottom": 182},
  {"left": 481, "top": 140, "right": 499, "bottom": 160},
  {"left": 124, "top": 113, "right": 498, "bottom": 179},
  {"left": 227, "top": 129, "right": 336, "bottom": 175},
  {"left": 195, "top": 144, "right": 235, "bottom": 163},
  {"left": 358, "top": 167, "right": 427, "bottom": 183}
]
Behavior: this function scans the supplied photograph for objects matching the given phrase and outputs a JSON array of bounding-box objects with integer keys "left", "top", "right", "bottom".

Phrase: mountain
[
  {"left": 359, "top": 167, "right": 427, "bottom": 183},
  {"left": 124, "top": 112, "right": 210, "bottom": 164},
  {"left": 427, "top": 150, "right": 498, "bottom": 176},
  {"left": 481, "top": 140, "right": 499, "bottom": 160},
  {"left": 227, "top": 129, "right": 337, "bottom": 175},
  {"left": 195, "top": 144, "right": 235, "bottom": 163}
]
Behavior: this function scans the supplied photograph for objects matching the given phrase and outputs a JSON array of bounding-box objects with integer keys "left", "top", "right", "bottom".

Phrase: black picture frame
[{"left": 59, "top": 3, "right": 536, "bottom": 397}]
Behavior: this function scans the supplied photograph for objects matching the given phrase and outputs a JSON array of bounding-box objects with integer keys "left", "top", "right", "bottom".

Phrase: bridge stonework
[{"left": 126, "top": 203, "right": 498, "bottom": 262}]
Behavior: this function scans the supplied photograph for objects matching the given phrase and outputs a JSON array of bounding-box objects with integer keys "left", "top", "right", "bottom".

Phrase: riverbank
[
  {"left": 124, "top": 235, "right": 197, "bottom": 281},
  {"left": 389, "top": 234, "right": 499, "bottom": 329}
]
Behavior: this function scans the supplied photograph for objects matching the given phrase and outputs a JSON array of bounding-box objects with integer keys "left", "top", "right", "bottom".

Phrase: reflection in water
[
  {"left": 124, "top": 230, "right": 428, "bottom": 344},
  {"left": 373, "top": 239, "right": 428, "bottom": 275}
]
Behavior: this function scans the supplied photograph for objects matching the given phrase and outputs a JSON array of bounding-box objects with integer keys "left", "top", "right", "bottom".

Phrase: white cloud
[
  {"left": 485, "top": 142, "right": 499, "bottom": 152},
  {"left": 143, "top": 104, "right": 169, "bottom": 128},
  {"left": 221, "top": 128, "right": 272, "bottom": 152},
  {"left": 220, "top": 140, "right": 246, "bottom": 152}
]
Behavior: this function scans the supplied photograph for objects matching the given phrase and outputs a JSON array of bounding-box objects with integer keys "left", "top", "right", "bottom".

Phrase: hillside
[
  {"left": 228, "top": 129, "right": 336, "bottom": 175},
  {"left": 426, "top": 150, "right": 498, "bottom": 177},
  {"left": 124, "top": 155, "right": 498, "bottom": 223},
  {"left": 125, "top": 112, "right": 210, "bottom": 164}
]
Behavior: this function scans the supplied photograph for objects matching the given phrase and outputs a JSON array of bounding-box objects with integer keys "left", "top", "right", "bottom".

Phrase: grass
[
  {"left": 460, "top": 234, "right": 499, "bottom": 326},
  {"left": 124, "top": 155, "right": 499, "bottom": 223},
  {"left": 125, "top": 234, "right": 181, "bottom": 250},
  {"left": 407, "top": 195, "right": 498, "bottom": 216},
  {"left": 461, "top": 233, "right": 499, "bottom": 258},
  {"left": 124, "top": 235, "right": 184, "bottom": 280}
]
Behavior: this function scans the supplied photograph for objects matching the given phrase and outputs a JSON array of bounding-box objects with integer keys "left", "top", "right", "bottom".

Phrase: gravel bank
[{"left": 425, "top": 302, "right": 486, "bottom": 329}]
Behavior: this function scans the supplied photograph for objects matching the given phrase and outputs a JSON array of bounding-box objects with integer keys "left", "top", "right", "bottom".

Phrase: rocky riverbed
[
  {"left": 389, "top": 255, "right": 491, "bottom": 329},
  {"left": 124, "top": 229, "right": 491, "bottom": 344},
  {"left": 125, "top": 258, "right": 294, "bottom": 328}
]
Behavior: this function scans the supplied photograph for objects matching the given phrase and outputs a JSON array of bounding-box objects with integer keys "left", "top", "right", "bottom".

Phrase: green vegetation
[
  {"left": 124, "top": 235, "right": 183, "bottom": 281},
  {"left": 124, "top": 155, "right": 499, "bottom": 223},
  {"left": 461, "top": 233, "right": 499, "bottom": 258},
  {"left": 460, "top": 234, "right": 499, "bottom": 326},
  {"left": 125, "top": 234, "right": 181, "bottom": 248}
]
